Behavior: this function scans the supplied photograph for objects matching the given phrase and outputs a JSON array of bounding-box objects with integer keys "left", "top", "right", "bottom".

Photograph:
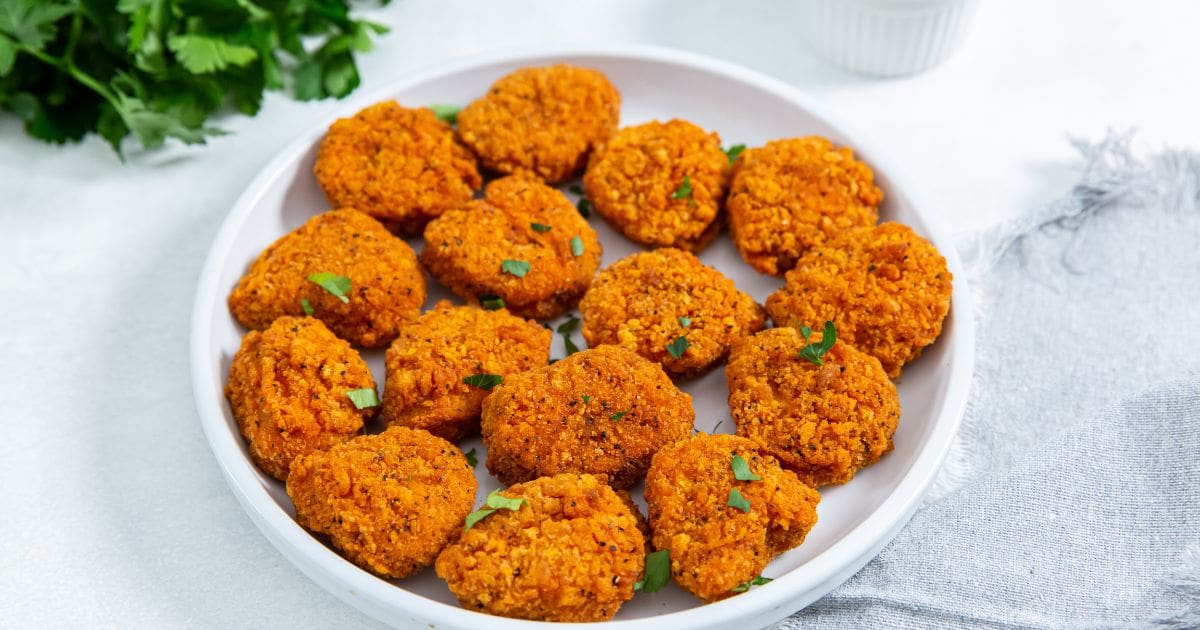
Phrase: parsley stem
[{"left": 17, "top": 44, "right": 119, "bottom": 106}]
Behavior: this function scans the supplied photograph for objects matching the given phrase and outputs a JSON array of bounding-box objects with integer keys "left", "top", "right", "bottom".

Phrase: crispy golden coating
[
  {"left": 765, "top": 222, "right": 952, "bottom": 377},
  {"left": 579, "top": 248, "right": 765, "bottom": 379},
  {"left": 421, "top": 176, "right": 602, "bottom": 320},
  {"left": 286, "top": 426, "right": 476, "bottom": 579},
  {"left": 644, "top": 433, "right": 820, "bottom": 602},
  {"left": 457, "top": 65, "right": 620, "bottom": 183},
  {"left": 481, "top": 345, "right": 694, "bottom": 488},
  {"left": 313, "top": 101, "right": 482, "bottom": 235},
  {"left": 228, "top": 209, "right": 425, "bottom": 348},
  {"left": 727, "top": 136, "right": 883, "bottom": 276},
  {"left": 435, "top": 474, "right": 644, "bottom": 622},
  {"left": 583, "top": 119, "right": 727, "bottom": 250},
  {"left": 225, "top": 316, "right": 374, "bottom": 480},
  {"left": 727, "top": 327, "right": 899, "bottom": 487},
  {"left": 382, "top": 300, "right": 552, "bottom": 442}
]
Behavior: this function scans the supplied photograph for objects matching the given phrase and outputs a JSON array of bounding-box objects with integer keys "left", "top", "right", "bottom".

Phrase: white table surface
[{"left": 3, "top": 1, "right": 1198, "bottom": 627}]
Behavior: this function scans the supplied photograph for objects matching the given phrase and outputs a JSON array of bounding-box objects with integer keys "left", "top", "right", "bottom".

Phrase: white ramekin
[{"left": 797, "top": 0, "right": 980, "bottom": 77}]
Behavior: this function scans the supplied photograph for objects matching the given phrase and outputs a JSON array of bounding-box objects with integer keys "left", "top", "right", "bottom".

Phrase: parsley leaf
[
  {"left": 464, "top": 447, "right": 477, "bottom": 468},
  {"left": 671, "top": 175, "right": 693, "bottom": 201},
  {"left": 428, "top": 103, "right": 459, "bottom": 125},
  {"left": 582, "top": 395, "right": 592, "bottom": 404},
  {"left": 576, "top": 197, "right": 592, "bottom": 218},
  {"left": 725, "top": 144, "right": 746, "bottom": 164},
  {"left": 346, "top": 388, "right": 378, "bottom": 409},
  {"left": 531, "top": 222, "right": 552, "bottom": 233},
  {"left": 463, "top": 373, "right": 503, "bottom": 390},
  {"left": 300, "top": 298, "right": 314, "bottom": 316},
  {"left": 570, "top": 235, "right": 584, "bottom": 257},
  {"left": 501, "top": 259, "right": 530, "bottom": 277},
  {"left": 731, "top": 575, "right": 772, "bottom": 593},
  {"left": 480, "top": 295, "right": 505, "bottom": 310},
  {"left": 666, "top": 336, "right": 690, "bottom": 359},
  {"left": 635, "top": 549, "right": 671, "bottom": 592},
  {"left": 678, "top": 316, "right": 691, "bottom": 327},
  {"left": 307, "top": 272, "right": 351, "bottom": 303},
  {"left": 556, "top": 315, "right": 580, "bottom": 335},
  {"left": 464, "top": 489, "right": 527, "bottom": 530},
  {"left": 610, "top": 411, "right": 628, "bottom": 422},
  {"left": 798, "top": 321, "right": 837, "bottom": 366},
  {"left": 166, "top": 34, "right": 258, "bottom": 74},
  {"left": 727, "top": 488, "right": 751, "bottom": 513},
  {"left": 731, "top": 454, "right": 761, "bottom": 481}
]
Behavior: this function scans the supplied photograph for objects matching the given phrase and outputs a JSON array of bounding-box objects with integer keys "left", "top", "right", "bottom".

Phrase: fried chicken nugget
[
  {"left": 228, "top": 209, "right": 426, "bottom": 348},
  {"left": 313, "top": 100, "right": 482, "bottom": 235},
  {"left": 727, "top": 327, "right": 900, "bottom": 487},
  {"left": 457, "top": 64, "right": 620, "bottom": 183},
  {"left": 583, "top": 119, "right": 727, "bottom": 250},
  {"left": 382, "top": 300, "right": 552, "bottom": 442},
  {"left": 435, "top": 473, "right": 644, "bottom": 622},
  {"left": 579, "top": 248, "right": 765, "bottom": 379},
  {"left": 481, "top": 345, "right": 694, "bottom": 488},
  {"left": 286, "top": 426, "right": 477, "bottom": 579},
  {"left": 421, "top": 175, "right": 602, "bottom": 320},
  {"left": 225, "top": 316, "right": 374, "bottom": 480},
  {"left": 644, "top": 433, "right": 820, "bottom": 602},
  {"left": 727, "top": 136, "right": 883, "bottom": 276},
  {"left": 765, "top": 222, "right": 952, "bottom": 377}
]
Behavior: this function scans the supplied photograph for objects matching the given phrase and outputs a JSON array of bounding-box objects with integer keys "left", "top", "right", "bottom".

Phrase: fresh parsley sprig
[
  {"left": 635, "top": 549, "right": 670, "bottom": 592},
  {"left": 798, "top": 321, "right": 837, "bottom": 366},
  {"left": 463, "top": 489, "right": 525, "bottom": 531},
  {"left": 732, "top": 575, "right": 772, "bottom": 593}
]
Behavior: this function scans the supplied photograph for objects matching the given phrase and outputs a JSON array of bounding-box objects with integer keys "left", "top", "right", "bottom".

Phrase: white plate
[{"left": 190, "top": 44, "right": 974, "bottom": 630}]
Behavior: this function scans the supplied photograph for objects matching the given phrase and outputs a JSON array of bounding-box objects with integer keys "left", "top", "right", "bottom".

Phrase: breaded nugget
[
  {"left": 457, "top": 64, "right": 620, "bottom": 183},
  {"left": 225, "top": 316, "right": 374, "bottom": 480},
  {"left": 435, "top": 473, "right": 644, "bottom": 622},
  {"left": 727, "top": 136, "right": 883, "bottom": 276},
  {"left": 583, "top": 119, "right": 727, "bottom": 250},
  {"left": 422, "top": 176, "right": 602, "bottom": 320},
  {"left": 286, "top": 426, "right": 476, "bottom": 579},
  {"left": 765, "top": 222, "right": 952, "bottom": 377},
  {"left": 644, "top": 433, "right": 820, "bottom": 602},
  {"left": 228, "top": 209, "right": 425, "bottom": 348},
  {"left": 313, "top": 100, "right": 482, "bottom": 235},
  {"left": 727, "top": 327, "right": 900, "bottom": 487},
  {"left": 579, "top": 248, "right": 765, "bottom": 379},
  {"left": 382, "top": 300, "right": 552, "bottom": 442},
  {"left": 481, "top": 345, "right": 694, "bottom": 488}
]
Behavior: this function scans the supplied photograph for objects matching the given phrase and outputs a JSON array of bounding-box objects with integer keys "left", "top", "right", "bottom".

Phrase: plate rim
[{"left": 190, "top": 43, "right": 975, "bottom": 629}]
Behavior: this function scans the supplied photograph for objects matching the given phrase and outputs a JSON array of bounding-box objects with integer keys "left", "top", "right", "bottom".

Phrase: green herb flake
[
  {"left": 731, "top": 454, "right": 762, "bottom": 481},
  {"left": 563, "top": 335, "right": 581, "bottom": 356},
  {"left": 610, "top": 411, "right": 628, "bottom": 422},
  {"left": 300, "top": 298, "right": 314, "bottom": 316},
  {"left": 582, "top": 395, "right": 592, "bottom": 404},
  {"left": 428, "top": 104, "right": 460, "bottom": 125},
  {"left": 570, "top": 235, "right": 584, "bottom": 257},
  {"left": 463, "top": 489, "right": 526, "bottom": 531},
  {"left": 307, "top": 272, "right": 351, "bottom": 303},
  {"left": 531, "top": 222, "right": 552, "bottom": 233},
  {"left": 731, "top": 575, "right": 772, "bottom": 593},
  {"left": 346, "top": 388, "right": 378, "bottom": 409},
  {"left": 725, "top": 144, "right": 746, "bottom": 164},
  {"left": 463, "top": 373, "right": 503, "bottom": 390},
  {"left": 671, "top": 175, "right": 693, "bottom": 201},
  {"left": 464, "top": 447, "right": 477, "bottom": 468},
  {"left": 666, "top": 336, "right": 690, "bottom": 359},
  {"left": 569, "top": 185, "right": 584, "bottom": 195},
  {"left": 797, "top": 321, "right": 837, "bottom": 366},
  {"left": 501, "top": 259, "right": 531, "bottom": 278},
  {"left": 678, "top": 316, "right": 692, "bottom": 327},
  {"left": 576, "top": 197, "right": 592, "bottom": 218},
  {"left": 727, "top": 488, "right": 751, "bottom": 513},
  {"left": 556, "top": 316, "right": 580, "bottom": 335},
  {"left": 480, "top": 295, "right": 505, "bottom": 310},
  {"left": 634, "top": 549, "right": 671, "bottom": 592}
]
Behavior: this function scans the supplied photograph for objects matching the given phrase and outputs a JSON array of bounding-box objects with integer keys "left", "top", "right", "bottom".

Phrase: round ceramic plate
[{"left": 190, "top": 45, "right": 974, "bottom": 630}]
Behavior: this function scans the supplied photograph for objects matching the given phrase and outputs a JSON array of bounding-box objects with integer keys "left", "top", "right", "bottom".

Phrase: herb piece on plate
[
  {"left": 797, "top": 321, "right": 837, "bottom": 366},
  {"left": 731, "top": 454, "right": 761, "bottom": 481},
  {"left": 634, "top": 549, "right": 671, "bottom": 592},
  {"left": 569, "top": 235, "right": 584, "bottom": 257},
  {"left": 464, "top": 447, "right": 477, "bottom": 468},
  {"left": 307, "top": 272, "right": 351, "bottom": 303},
  {"left": 346, "top": 387, "right": 378, "bottom": 409},
  {"left": 428, "top": 104, "right": 460, "bottom": 125},
  {"left": 479, "top": 295, "right": 505, "bottom": 310},
  {"left": 610, "top": 410, "right": 628, "bottom": 422},
  {"left": 727, "top": 487, "right": 750, "bottom": 513},
  {"left": 671, "top": 175, "right": 694, "bottom": 204},
  {"left": 731, "top": 575, "right": 772, "bottom": 593},
  {"left": 724, "top": 144, "right": 746, "bottom": 164},
  {"left": 463, "top": 373, "right": 503, "bottom": 390},
  {"left": 666, "top": 336, "right": 690, "bottom": 359},
  {"left": 464, "top": 489, "right": 526, "bottom": 530},
  {"left": 501, "top": 259, "right": 530, "bottom": 277}
]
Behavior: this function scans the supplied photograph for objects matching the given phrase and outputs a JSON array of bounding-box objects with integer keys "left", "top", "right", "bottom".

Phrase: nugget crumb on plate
[
  {"left": 225, "top": 316, "right": 374, "bottom": 480},
  {"left": 227, "top": 209, "right": 425, "bottom": 348},
  {"left": 765, "top": 222, "right": 953, "bottom": 377},
  {"left": 583, "top": 119, "right": 727, "bottom": 250},
  {"left": 435, "top": 473, "right": 644, "bottom": 622},
  {"left": 727, "top": 327, "right": 899, "bottom": 487},
  {"left": 481, "top": 345, "right": 694, "bottom": 488},
  {"left": 457, "top": 64, "right": 620, "bottom": 183},
  {"left": 727, "top": 136, "right": 883, "bottom": 276},
  {"left": 313, "top": 100, "right": 482, "bottom": 235},
  {"left": 579, "top": 248, "right": 765, "bottom": 379},
  {"left": 644, "top": 433, "right": 820, "bottom": 602},
  {"left": 382, "top": 300, "right": 552, "bottom": 441},
  {"left": 422, "top": 176, "right": 602, "bottom": 320},
  {"left": 286, "top": 426, "right": 476, "bottom": 579}
]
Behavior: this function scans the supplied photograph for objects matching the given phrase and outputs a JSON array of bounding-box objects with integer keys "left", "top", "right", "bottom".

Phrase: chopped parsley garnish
[
  {"left": 531, "top": 222, "right": 552, "bottom": 233},
  {"left": 346, "top": 388, "right": 378, "bottom": 409},
  {"left": 307, "top": 272, "right": 351, "bottom": 303},
  {"left": 798, "top": 321, "right": 837, "bottom": 366},
  {"left": 576, "top": 197, "right": 592, "bottom": 218},
  {"left": 464, "top": 447, "right": 478, "bottom": 468},
  {"left": 727, "top": 488, "right": 751, "bottom": 513},
  {"left": 634, "top": 549, "right": 671, "bottom": 592},
  {"left": 463, "top": 373, "right": 503, "bottom": 389},
  {"left": 678, "top": 316, "right": 691, "bottom": 327},
  {"left": 558, "top": 315, "right": 581, "bottom": 355},
  {"left": 570, "top": 235, "right": 584, "bottom": 257},
  {"left": 300, "top": 298, "right": 314, "bottom": 316},
  {"left": 671, "top": 175, "right": 694, "bottom": 202},
  {"left": 429, "top": 104, "right": 460, "bottom": 125},
  {"left": 732, "top": 575, "right": 772, "bottom": 593},
  {"left": 666, "top": 336, "right": 690, "bottom": 359},
  {"left": 501, "top": 259, "right": 531, "bottom": 277},
  {"left": 464, "top": 489, "right": 526, "bottom": 530},
  {"left": 610, "top": 411, "right": 628, "bottom": 422},
  {"left": 569, "top": 185, "right": 584, "bottom": 195},
  {"left": 563, "top": 335, "right": 581, "bottom": 355},
  {"left": 731, "top": 454, "right": 761, "bottom": 481},
  {"left": 725, "top": 144, "right": 746, "bottom": 164},
  {"left": 480, "top": 295, "right": 505, "bottom": 310},
  {"left": 582, "top": 395, "right": 592, "bottom": 404}
]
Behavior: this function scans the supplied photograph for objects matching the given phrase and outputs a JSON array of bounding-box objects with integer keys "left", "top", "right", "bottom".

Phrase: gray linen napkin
[{"left": 783, "top": 133, "right": 1200, "bottom": 629}]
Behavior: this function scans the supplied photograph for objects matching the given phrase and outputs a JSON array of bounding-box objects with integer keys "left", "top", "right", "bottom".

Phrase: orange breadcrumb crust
[
  {"left": 727, "top": 327, "right": 900, "bottom": 487},
  {"left": 421, "top": 175, "right": 602, "bottom": 320},
  {"left": 480, "top": 345, "right": 694, "bottom": 488},
  {"left": 313, "top": 101, "right": 482, "bottom": 235},
  {"left": 579, "top": 248, "right": 765, "bottom": 379},
  {"left": 457, "top": 64, "right": 620, "bottom": 183},
  {"left": 225, "top": 316, "right": 374, "bottom": 480},
  {"left": 583, "top": 119, "right": 727, "bottom": 250},
  {"left": 435, "top": 473, "right": 644, "bottom": 622},
  {"left": 727, "top": 136, "right": 883, "bottom": 276},
  {"left": 765, "top": 222, "right": 953, "bottom": 378},
  {"left": 286, "top": 426, "right": 477, "bottom": 579},
  {"left": 382, "top": 300, "right": 552, "bottom": 442},
  {"left": 644, "top": 433, "right": 820, "bottom": 602},
  {"left": 227, "top": 209, "right": 426, "bottom": 348}
]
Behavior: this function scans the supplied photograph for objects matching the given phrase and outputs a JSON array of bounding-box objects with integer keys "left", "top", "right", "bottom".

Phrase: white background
[{"left": 2, "top": 1, "right": 1198, "bottom": 627}]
